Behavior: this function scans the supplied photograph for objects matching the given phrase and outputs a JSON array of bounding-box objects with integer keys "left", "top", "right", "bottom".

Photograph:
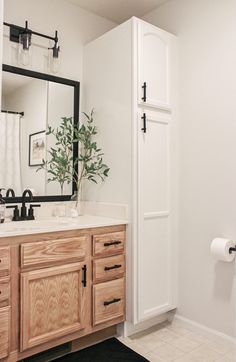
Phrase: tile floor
[{"left": 119, "top": 320, "right": 236, "bottom": 361}]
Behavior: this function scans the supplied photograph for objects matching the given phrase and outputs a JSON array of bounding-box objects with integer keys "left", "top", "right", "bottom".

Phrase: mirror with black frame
[{"left": 0, "top": 65, "right": 80, "bottom": 203}]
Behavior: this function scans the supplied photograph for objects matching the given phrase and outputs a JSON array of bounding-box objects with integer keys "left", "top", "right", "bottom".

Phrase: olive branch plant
[{"left": 37, "top": 109, "right": 110, "bottom": 205}]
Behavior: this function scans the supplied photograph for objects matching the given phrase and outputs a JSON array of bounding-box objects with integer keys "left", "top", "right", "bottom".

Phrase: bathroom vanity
[{"left": 0, "top": 216, "right": 126, "bottom": 361}]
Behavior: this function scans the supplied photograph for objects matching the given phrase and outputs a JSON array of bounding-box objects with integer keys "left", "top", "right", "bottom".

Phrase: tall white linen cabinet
[{"left": 83, "top": 17, "right": 178, "bottom": 334}]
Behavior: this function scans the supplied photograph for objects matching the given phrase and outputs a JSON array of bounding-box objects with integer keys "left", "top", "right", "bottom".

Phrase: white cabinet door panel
[
  {"left": 141, "top": 113, "right": 169, "bottom": 213},
  {"left": 137, "top": 110, "right": 171, "bottom": 321},
  {"left": 139, "top": 217, "right": 170, "bottom": 319},
  {"left": 138, "top": 22, "right": 172, "bottom": 111}
]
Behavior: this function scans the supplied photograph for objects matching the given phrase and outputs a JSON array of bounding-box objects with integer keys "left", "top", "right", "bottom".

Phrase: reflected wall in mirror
[{"left": 0, "top": 65, "right": 80, "bottom": 202}]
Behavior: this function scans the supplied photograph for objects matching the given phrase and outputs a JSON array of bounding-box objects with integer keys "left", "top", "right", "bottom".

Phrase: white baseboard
[
  {"left": 121, "top": 313, "right": 169, "bottom": 337},
  {"left": 174, "top": 314, "right": 236, "bottom": 345}
]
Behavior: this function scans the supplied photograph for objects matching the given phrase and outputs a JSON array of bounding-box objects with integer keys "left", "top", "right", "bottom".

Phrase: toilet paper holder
[{"left": 229, "top": 246, "right": 236, "bottom": 254}]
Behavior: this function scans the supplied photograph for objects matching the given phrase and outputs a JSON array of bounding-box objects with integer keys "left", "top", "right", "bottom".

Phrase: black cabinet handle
[
  {"left": 104, "top": 298, "right": 121, "bottom": 306},
  {"left": 82, "top": 265, "right": 87, "bottom": 287},
  {"left": 142, "top": 82, "right": 147, "bottom": 102},
  {"left": 104, "top": 241, "right": 122, "bottom": 247},
  {"left": 104, "top": 264, "right": 122, "bottom": 271},
  {"left": 141, "top": 113, "right": 147, "bottom": 133}
]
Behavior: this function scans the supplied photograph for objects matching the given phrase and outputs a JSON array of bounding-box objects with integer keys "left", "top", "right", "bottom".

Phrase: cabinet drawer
[
  {"left": 0, "top": 247, "right": 10, "bottom": 275},
  {"left": 0, "top": 306, "right": 10, "bottom": 359},
  {"left": 0, "top": 277, "right": 10, "bottom": 305},
  {"left": 93, "top": 278, "right": 125, "bottom": 326},
  {"left": 93, "top": 231, "right": 125, "bottom": 257},
  {"left": 93, "top": 255, "right": 125, "bottom": 283},
  {"left": 21, "top": 236, "right": 88, "bottom": 268}
]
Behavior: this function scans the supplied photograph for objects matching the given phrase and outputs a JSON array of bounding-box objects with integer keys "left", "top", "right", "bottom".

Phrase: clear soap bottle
[{"left": 0, "top": 189, "right": 6, "bottom": 224}]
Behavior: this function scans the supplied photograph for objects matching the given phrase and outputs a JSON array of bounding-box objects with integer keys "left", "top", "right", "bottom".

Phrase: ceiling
[{"left": 69, "top": 0, "right": 169, "bottom": 23}]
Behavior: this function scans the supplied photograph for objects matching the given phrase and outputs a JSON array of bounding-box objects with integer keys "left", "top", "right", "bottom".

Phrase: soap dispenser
[{"left": 0, "top": 189, "right": 5, "bottom": 224}]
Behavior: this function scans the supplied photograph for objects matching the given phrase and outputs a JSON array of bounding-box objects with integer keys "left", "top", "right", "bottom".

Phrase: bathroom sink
[
  {"left": 0, "top": 217, "right": 77, "bottom": 233},
  {"left": 0, "top": 215, "right": 127, "bottom": 237}
]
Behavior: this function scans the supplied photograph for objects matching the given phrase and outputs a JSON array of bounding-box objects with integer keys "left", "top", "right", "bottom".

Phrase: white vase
[
  {"left": 70, "top": 192, "right": 82, "bottom": 217},
  {"left": 54, "top": 203, "right": 66, "bottom": 217}
]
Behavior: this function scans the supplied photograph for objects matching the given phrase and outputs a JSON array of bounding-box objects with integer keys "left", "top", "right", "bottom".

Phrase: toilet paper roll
[{"left": 210, "top": 238, "right": 236, "bottom": 262}]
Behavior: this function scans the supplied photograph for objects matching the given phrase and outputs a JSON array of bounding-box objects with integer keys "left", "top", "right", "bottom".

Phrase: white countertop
[{"left": 0, "top": 215, "right": 128, "bottom": 238}]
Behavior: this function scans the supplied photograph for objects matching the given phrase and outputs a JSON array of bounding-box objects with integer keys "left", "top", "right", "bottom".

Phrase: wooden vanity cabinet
[
  {"left": 0, "top": 224, "right": 126, "bottom": 361},
  {"left": 20, "top": 263, "right": 87, "bottom": 351},
  {"left": 92, "top": 230, "right": 126, "bottom": 327},
  {"left": 0, "top": 306, "right": 10, "bottom": 359},
  {"left": 0, "top": 247, "right": 11, "bottom": 360}
]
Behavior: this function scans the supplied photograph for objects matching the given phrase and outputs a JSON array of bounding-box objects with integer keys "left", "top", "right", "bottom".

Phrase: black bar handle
[
  {"left": 82, "top": 265, "right": 87, "bottom": 287},
  {"left": 104, "top": 298, "right": 121, "bottom": 306},
  {"left": 229, "top": 247, "right": 236, "bottom": 254},
  {"left": 142, "top": 82, "right": 147, "bottom": 102},
  {"left": 104, "top": 264, "right": 122, "bottom": 271},
  {"left": 141, "top": 113, "right": 147, "bottom": 133},
  {"left": 104, "top": 241, "right": 122, "bottom": 247}
]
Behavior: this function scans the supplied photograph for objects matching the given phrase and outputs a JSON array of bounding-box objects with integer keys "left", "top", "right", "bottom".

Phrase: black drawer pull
[
  {"left": 104, "top": 298, "right": 121, "bottom": 306},
  {"left": 104, "top": 241, "right": 122, "bottom": 247},
  {"left": 104, "top": 264, "right": 122, "bottom": 271}
]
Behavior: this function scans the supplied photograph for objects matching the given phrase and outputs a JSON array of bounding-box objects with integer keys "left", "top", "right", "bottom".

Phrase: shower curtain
[{"left": 0, "top": 112, "right": 22, "bottom": 195}]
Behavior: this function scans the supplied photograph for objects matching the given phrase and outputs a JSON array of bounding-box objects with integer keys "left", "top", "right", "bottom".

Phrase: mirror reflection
[{"left": 0, "top": 70, "right": 75, "bottom": 198}]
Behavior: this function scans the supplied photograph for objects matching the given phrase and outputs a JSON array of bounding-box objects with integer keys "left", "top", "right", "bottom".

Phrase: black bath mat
[{"left": 54, "top": 338, "right": 150, "bottom": 362}]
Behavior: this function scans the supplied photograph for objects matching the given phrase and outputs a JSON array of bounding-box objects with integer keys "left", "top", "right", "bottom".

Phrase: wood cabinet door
[
  {"left": 20, "top": 263, "right": 87, "bottom": 351},
  {"left": 0, "top": 306, "right": 10, "bottom": 359},
  {"left": 138, "top": 21, "right": 174, "bottom": 111}
]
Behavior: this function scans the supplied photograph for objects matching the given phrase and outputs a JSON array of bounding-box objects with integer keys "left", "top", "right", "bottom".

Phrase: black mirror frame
[{"left": 2, "top": 64, "right": 80, "bottom": 204}]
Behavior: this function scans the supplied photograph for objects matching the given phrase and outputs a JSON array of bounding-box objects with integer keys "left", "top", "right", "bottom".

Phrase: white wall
[
  {"left": 83, "top": 20, "right": 132, "bottom": 206},
  {"left": 144, "top": 0, "right": 236, "bottom": 338},
  {"left": 1, "top": 0, "right": 116, "bottom": 196},
  {"left": 0, "top": 0, "right": 3, "bottom": 111},
  {"left": 2, "top": 0, "right": 116, "bottom": 87}
]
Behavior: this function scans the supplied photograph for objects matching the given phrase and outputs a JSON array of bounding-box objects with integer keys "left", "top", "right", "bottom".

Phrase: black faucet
[
  {"left": 6, "top": 188, "right": 15, "bottom": 198},
  {"left": 21, "top": 189, "right": 33, "bottom": 220}
]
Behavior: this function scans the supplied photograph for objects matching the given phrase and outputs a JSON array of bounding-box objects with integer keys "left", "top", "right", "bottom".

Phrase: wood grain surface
[
  {"left": 21, "top": 263, "right": 85, "bottom": 350},
  {"left": 21, "top": 237, "right": 88, "bottom": 268},
  {"left": 93, "top": 231, "right": 125, "bottom": 257},
  {"left": 93, "top": 278, "right": 125, "bottom": 326},
  {"left": 0, "top": 306, "right": 10, "bottom": 359},
  {"left": 93, "top": 255, "right": 125, "bottom": 283}
]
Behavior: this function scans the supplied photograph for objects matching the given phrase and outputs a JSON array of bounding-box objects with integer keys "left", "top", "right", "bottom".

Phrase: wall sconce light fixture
[
  {"left": 48, "top": 30, "right": 60, "bottom": 73},
  {"left": 3, "top": 20, "right": 60, "bottom": 72}
]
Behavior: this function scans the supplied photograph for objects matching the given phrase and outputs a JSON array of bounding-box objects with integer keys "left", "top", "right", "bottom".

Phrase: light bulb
[
  {"left": 18, "top": 47, "right": 31, "bottom": 66},
  {"left": 49, "top": 44, "right": 60, "bottom": 73},
  {"left": 50, "top": 55, "right": 60, "bottom": 73}
]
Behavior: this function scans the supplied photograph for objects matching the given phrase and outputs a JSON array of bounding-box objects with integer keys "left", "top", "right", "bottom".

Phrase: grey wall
[{"left": 144, "top": 0, "right": 236, "bottom": 337}]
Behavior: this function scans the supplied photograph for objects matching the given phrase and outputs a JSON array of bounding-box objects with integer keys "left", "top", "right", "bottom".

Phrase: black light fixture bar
[{"left": 3, "top": 21, "right": 58, "bottom": 45}]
